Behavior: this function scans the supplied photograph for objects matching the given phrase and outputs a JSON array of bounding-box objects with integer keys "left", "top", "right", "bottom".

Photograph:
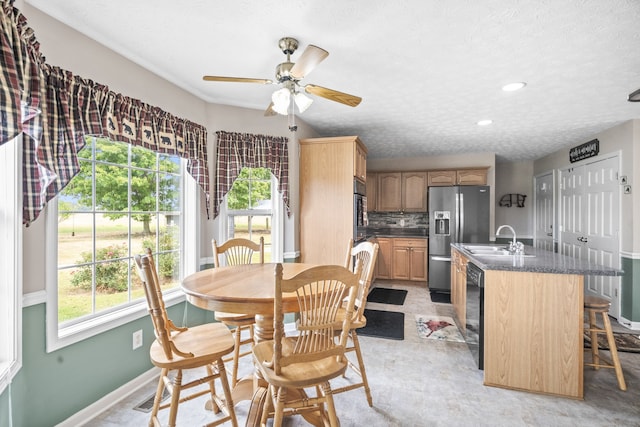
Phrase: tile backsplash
[{"left": 368, "top": 212, "right": 428, "bottom": 228}]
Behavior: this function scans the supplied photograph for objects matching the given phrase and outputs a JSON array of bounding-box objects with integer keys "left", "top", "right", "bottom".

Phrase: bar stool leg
[
  {"left": 588, "top": 310, "right": 600, "bottom": 370},
  {"left": 600, "top": 313, "right": 627, "bottom": 391}
]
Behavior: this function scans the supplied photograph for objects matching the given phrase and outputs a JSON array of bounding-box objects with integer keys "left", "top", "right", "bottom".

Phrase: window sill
[{"left": 47, "top": 290, "right": 185, "bottom": 353}]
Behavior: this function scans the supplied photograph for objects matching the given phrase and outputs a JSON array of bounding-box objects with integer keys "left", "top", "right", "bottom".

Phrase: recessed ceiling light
[
  {"left": 477, "top": 119, "right": 493, "bottom": 126},
  {"left": 502, "top": 82, "right": 527, "bottom": 92}
]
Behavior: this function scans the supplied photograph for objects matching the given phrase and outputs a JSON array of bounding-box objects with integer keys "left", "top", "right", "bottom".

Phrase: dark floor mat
[
  {"left": 430, "top": 291, "right": 451, "bottom": 304},
  {"left": 367, "top": 287, "right": 408, "bottom": 305},
  {"left": 357, "top": 309, "right": 404, "bottom": 340}
]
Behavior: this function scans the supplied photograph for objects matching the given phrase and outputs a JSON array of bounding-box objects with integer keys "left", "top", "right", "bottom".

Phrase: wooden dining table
[{"left": 181, "top": 262, "right": 322, "bottom": 427}]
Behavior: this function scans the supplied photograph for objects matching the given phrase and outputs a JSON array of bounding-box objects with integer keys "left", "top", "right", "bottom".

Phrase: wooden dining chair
[
  {"left": 212, "top": 237, "right": 264, "bottom": 387},
  {"left": 252, "top": 262, "right": 362, "bottom": 427},
  {"left": 135, "top": 251, "right": 238, "bottom": 427},
  {"left": 332, "top": 238, "right": 379, "bottom": 406}
]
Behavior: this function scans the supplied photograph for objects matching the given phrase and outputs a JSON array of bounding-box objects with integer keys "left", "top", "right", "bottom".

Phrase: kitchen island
[{"left": 451, "top": 243, "right": 623, "bottom": 399}]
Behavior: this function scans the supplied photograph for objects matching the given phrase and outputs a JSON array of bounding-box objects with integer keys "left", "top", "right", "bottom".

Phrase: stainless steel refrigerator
[{"left": 428, "top": 185, "right": 490, "bottom": 293}]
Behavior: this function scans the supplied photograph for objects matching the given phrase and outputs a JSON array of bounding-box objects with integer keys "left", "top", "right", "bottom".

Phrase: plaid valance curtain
[
  {"left": 0, "top": 0, "right": 210, "bottom": 225},
  {"left": 214, "top": 131, "right": 289, "bottom": 219}
]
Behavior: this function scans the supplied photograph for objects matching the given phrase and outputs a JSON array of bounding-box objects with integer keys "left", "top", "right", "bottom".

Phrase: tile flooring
[{"left": 87, "top": 281, "right": 640, "bottom": 426}]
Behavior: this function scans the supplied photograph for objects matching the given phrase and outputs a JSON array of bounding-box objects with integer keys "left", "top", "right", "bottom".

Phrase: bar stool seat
[{"left": 584, "top": 296, "right": 626, "bottom": 391}]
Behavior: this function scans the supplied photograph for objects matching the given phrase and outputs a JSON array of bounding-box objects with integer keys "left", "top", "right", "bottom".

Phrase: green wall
[
  {"left": 621, "top": 256, "right": 640, "bottom": 322},
  {"left": 0, "top": 301, "right": 213, "bottom": 427}
]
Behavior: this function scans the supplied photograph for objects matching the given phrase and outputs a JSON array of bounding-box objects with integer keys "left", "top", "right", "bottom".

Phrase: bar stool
[{"left": 584, "top": 296, "right": 626, "bottom": 390}]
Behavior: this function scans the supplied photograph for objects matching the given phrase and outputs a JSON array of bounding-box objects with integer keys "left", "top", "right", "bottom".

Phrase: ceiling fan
[{"left": 203, "top": 37, "right": 362, "bottom": 120}]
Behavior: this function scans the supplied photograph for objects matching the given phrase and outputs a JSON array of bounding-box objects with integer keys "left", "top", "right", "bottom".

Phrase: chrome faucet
[{"left": 496, "top": 224, "right": 523, "bottom": 253}]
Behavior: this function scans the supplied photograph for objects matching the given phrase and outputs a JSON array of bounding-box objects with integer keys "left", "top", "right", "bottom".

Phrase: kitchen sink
[{"left": 462, "top": 245, "right": 536, "bottom": 257}]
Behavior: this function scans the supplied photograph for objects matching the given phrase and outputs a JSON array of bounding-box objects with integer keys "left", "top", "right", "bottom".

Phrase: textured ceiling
[{"left": 26, "top": 0, "right": 640, "bottom": 161}]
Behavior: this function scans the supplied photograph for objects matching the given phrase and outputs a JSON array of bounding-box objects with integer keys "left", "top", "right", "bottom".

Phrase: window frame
[
  {"left": 219, "top": 169, "right": 283, "bottom": 262},
  {"left": 0, "top": 136, "right": 22, "bottom": 395},
  {"left": 45, "top": 140, "right": 198, "bottom": 352}
]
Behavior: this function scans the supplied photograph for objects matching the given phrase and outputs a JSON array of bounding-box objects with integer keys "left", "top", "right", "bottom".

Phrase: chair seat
[
  {"left": 253, "top": 338, "right": 348, "bottom": 389},
  {"left": 584, "top": 296, "right": 610, "bottom": 310},
  {"left": 215, "top": 311, "right": 255, "bottom": 326},
  {"left": 150, "top": 322, "right": 235, "bottom": 369}
]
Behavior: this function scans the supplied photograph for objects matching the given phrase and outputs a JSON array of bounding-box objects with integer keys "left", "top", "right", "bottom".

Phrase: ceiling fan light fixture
[
  {"left": 502, "top": 82, "right": 526, "bottom": 92},
  {"left": 628, "top": 88, "right": 640, "bottom": 102},
  {"left": 294, "top": 92, "right": 313, "bottom": 113},
  {"left": 271, "top": 87, "right": 291, "bottom": 115}
]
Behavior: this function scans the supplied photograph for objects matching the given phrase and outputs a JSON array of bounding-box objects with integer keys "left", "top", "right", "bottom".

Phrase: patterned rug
[
  {"left": 415, "top": 315, "right": 464, "bottom": 342},
  {"left": 584, "top": 332, "right": 640, "bottom": 353}
]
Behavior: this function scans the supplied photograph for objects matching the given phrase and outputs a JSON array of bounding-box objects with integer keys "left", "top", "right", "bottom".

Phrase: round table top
[{"left": 181, "top": 263, "right": 317, "bottom": 314}]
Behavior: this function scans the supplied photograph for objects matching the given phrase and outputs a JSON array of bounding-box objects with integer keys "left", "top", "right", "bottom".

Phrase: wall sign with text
[{"left": 569, "top": 139, "right": 599, "bottom": 163}]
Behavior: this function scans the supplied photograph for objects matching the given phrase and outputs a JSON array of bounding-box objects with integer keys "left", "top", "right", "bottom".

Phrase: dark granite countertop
[
  {"left": 452, "top": 243, "right": 623, "bottom": 276},
  {"left": 366, "top": 227, "right": 428, "bottom": 238}
]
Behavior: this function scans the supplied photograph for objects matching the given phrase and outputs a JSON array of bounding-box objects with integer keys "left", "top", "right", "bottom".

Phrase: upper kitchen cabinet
[
  {"left": 366, "top": 172, "right": 377, "bottom": 212},
  {"left": 355, "top": 141, "right": 367, "bottom": 182},
  {"left": 401, "top": 172, "right": 427, "bottom": 212},
  {"left": 428, "top": 168, "right": 488, "bottom": 186},
  {"left": 377, "top": 172, "right": 402, "bottom": 211},
  {"left": 299, "top": 136, "right": 366, "bottom": 265},
  {"left": 376, "top": 171, "right": 427, "bottom": 212}
]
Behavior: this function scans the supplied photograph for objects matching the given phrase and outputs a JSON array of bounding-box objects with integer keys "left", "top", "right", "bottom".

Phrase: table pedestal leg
[{"left": 244, "top": 314, "right": 323, "bottom": 427}]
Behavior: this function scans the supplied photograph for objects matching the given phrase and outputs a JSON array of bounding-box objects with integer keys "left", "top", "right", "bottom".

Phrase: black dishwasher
[{"left": 465, "top": 262, "right": 484, "bottom": 370}]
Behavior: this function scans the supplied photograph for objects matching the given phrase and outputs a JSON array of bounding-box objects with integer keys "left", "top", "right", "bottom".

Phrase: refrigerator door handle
[
  {"left": 431, "top": 256, "right": 451, "bottom": 261},
  {"left": 459, "top": 192, "right": 464, "bottom": 242}
]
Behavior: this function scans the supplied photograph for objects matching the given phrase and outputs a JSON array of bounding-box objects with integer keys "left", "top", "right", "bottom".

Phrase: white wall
[
  {"left": 494, "top": 161, "right": 534, "bottom": 239},
  {"left": 533, "top": 119, "right": 639, "bottom": 253}
]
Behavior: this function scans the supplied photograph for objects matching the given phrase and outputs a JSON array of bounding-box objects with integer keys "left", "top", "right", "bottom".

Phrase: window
[
  {"left": 0, "top": 136, "right": 22, "bottom": 394},
  {"left": 47, "top": 137, "right": 192, "bottom": 350},
  {"left": 225, "top": 168, "right": 275, "bottom": 262}
]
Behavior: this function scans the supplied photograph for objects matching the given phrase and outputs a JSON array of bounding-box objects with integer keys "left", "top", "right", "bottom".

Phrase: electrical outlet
[
  {"left": 400, "top": 219, "right": 405, "bottom": 227},
  {"left": 133, "top": 330, "right": 143, "bottom": 350}
]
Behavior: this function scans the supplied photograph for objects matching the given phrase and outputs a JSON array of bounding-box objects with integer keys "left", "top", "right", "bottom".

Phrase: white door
[
  {"left": 559, "top": 156, "right": 621, "bottom": 319},
  {"left": 534, "top": 172, "right": 554, "bottom": 251}
]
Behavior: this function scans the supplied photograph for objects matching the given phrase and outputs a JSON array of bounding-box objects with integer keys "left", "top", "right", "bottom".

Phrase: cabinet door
[
  {"left": 354, "top": 142, "right": 367, "bottom": 182},
  {"left": 402, "top": 172, "right": 427, "bottom": 212},
  {"left": 376, "top": 238, "right": 393, "bottom": 279},
  {"left": 366, "top": 172, "right": 377, "bottom": 212},
  {"left": 409, "top": 245, "right": 427, "bottom": 280},
  {"left": 457, "top": 169, "right": 487, "bottom": 185},
  {"left": 377, "top": 172, "right": 402, "bottom": 211},
  {"left": 392, "top": 246, "right": 410, "bottom": 280},
  {"left": 428, "top": 170, "right": 456, "bottom": 186}
]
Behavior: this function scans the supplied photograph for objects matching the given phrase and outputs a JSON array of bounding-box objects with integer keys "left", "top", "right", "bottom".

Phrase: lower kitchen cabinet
[
  {"left": 375, "top": 238, "right": 393, "bottom": 279},
  {"left": 450, "top": 249, "right": 468, "bottom": 328},
  {"left": 375, "top": 237, "right": 427, "bottom": 281}
]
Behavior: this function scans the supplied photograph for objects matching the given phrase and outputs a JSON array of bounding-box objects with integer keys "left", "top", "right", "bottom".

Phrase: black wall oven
[{"left": 354, "top": 179, "right": 367, "bottom": 242}]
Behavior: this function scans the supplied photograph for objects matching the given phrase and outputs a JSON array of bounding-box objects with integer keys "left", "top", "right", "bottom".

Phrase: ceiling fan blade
[
  {"left": 304, "top": 84, "right": 362, "bottom": 107},
  {"left": 264, "top": 102, "right": 278, "bottom": 117},
  {"left": 290, "top": 45, "right": 329, "bottom": 79},
  {"left": 203, "top": 75, "right": 273, "bottom": 84}
]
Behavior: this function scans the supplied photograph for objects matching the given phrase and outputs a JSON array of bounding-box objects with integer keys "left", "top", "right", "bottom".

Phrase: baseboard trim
[
  {"left": 56, "top": 367, "right": 159, "bottom": 427},
  {"left": 616, "top": 315, "right": 640, "bottom": 331}
]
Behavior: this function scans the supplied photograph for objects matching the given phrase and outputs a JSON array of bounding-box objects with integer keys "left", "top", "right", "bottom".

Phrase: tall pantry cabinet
[{"left": 299, "top": 136, "right": 367, "bottom": 265}]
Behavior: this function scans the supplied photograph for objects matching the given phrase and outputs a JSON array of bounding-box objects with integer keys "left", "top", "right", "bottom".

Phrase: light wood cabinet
[
  {"left": 299, "top": 136, "right": 366, "bottom": 265},
  {"left": 401, "top": 172, "right": 427, "bottom": 212},
  {"left": 375, "top": 237, "right": 393, "bottom": 279},
  {"left": 375, "top": 237, "right": 427, "bottom": 282},
  {"left": 355, "top": 142, "right": 367, "bottom": 182},
  {"left": 365, "top": 172, "right": 377, "bottom": 212},
  {"left": 428, "top": 170, "right": 456, "bottom": 186},
  {"left": 456, "top": 169, "right": 487, "bottom": 185},
  {"left": 377, "top": 172, "right": 402, "bottom": 211},
  {"left": 428, "top": 168, "right": 488, "bottom": 186},
  {"left": 376, "top": 171, "right": 427, "bottom": 212},
  {"left": 392, "top": 238, "right": 427, "bottom": 281},
  {"left": 450, "top": 248, "right": 468, "bottom": 329}
]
